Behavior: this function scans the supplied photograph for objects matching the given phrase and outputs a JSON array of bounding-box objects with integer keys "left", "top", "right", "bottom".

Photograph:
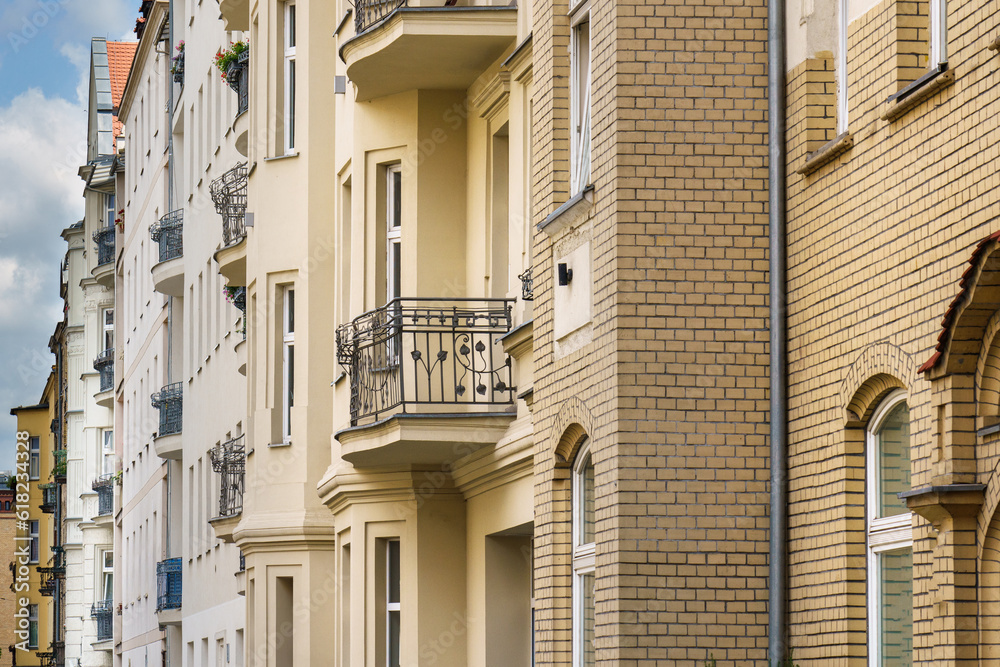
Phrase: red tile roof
[
  {"left": 918, "top": 230, "right": 1000, "bottom": 373},
  {"left": 107, "top": 41, "right": 138, "bottom": 144}
]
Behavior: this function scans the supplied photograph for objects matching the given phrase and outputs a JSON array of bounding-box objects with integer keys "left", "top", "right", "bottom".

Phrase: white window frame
[
  {"left": 103, "top": 307, "right": 115, "bottom": 352},
  {"left": 865, "top": 389, "right": 912, "bottom": 667},
  {"left": 386, "top": 539, "right": 400, "bottom": 667},
  {"left": 29, "top": 520, "right": 39, "bottom": 563},
  {"left": 106, "top": 193, "right": 116, "bottom": 229},
  {"left": 572, "top": 439, "right": 595, "bottom": 667},
  {"left": 836, "top": 0, "right": 848, "bottom": 134},
  {"left": 386, "top": 165, "right": 402, "bottom": 305},
  {"left": 282, "top": 287, "right": 295, "bottom": 443},
  {"left": 930, "top": 0, "right": 946, "bottom": 66},
  {"left": 28, "top": 436, "right": 39, "bottom": 481},
  {"left": 102, "top": 429, "right": 115, "bottom": 476},
  {"left": 101, "top": 549, "right": 114, "bottom": 602},
  {"left": 283, "top": 0, "right": 297, "bottom": 154},
  {"left": 28, "top": 603, "right": 38, "bottom": 649},
  {"left": 569, "top": 2, "right": 592, "bottom": 194}
]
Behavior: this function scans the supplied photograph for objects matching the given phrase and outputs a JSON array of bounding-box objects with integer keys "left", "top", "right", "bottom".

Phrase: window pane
[
  {"left": 388, "top": 540, "right": 400, "bottom": 604},
  {"left": 583, "top": 456, "right": 595, "bottom": 544},
  {"left": 877, "top": 402, "right": 910, "bottom": 517},
  {"left": 288, "top": 60, "right": 296, "bottom": 148},
  {"left": 582, "top": 571, "right": 595, "bottom": 667},
  {"left": 879, "top": 547, "right": 912, "bottom": 665},
  {"left": 391, "top": 170, "right": 402, "bottom": 229},
  {"left": 288, "top": 4, "right": 296, "bottom": 48},
  {"left": 388, "top": 610, "right": 400, "bottom": 666}
]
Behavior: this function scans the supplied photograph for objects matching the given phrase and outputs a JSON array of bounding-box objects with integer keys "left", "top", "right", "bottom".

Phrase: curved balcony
[
  {"left": 219, "top": 0, "right": 249, "bottom": 31},
  {"left": 91, "top": 599, "right": 113, "bottom": 642},
  {"left": 211, "top": 163, "right": 249, "bottom": 285},
  {"left": 92, "top": 226, "right": 115, "bottom": 287},
  {"left": 151, "top": 382, "right": 183, "bottom": 460},
  {"left": 335, "top": 298, "right": 516, "bottom": 466},
  {"left": 151, "top": 210, "right": 184, "bottom": 296},
  {"left": 93, "top": 475, "right": 114, "bottom": 518},
  {"left": 341, "top": 0, "right": 518, "bottom": 102},
  {"left": 209, "top": 435, "right": 245, "bottom": 543},
  {"left": 155, "top": 557, "right": 182, "bottom": 625},
  {"left": 94, "top": 347, "right": 115, "bottom": 406},
  {"left": 39, "top": 483, "right": 56, "bottom": 514}
]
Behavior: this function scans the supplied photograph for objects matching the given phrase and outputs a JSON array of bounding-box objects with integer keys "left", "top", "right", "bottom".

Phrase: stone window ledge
[
  {"left": 881, "top": 64, "right": 954, "bottom": 122},
  {"left": 538, "top": 185, "right": 594, "bottom": 236},
  {"left": 797, "top": 132, "right": 853, "bottom": 176}
]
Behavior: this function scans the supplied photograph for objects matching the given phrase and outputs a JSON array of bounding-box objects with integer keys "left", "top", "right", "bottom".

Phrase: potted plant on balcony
[
  {"left": 170, "top": 41, "right": 184, "bottom": 83},
  {"left": 215, "top": 40, "right": 249, "bottom": 92}
]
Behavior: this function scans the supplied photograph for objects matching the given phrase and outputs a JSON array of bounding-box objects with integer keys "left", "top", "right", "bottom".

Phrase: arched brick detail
[
  {"left": 551, "top": 396, "right": 595, "bottom": 466},
  {"left": 980, "top": 493, "right": 1000, "bottom": 655},
  {"left": 840, "top": 342, "right": 915, "bottom": 426},
  {"left": 978, "top": 457, "right": 1000, "bottom": 564},
  {"left": 975, "top": 309, "right": 1000, "bottom": 421}
]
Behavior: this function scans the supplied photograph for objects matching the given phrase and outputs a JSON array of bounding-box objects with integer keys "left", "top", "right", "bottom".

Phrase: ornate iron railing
[
  {"left": 93, "top": 226, "right": 115, "bottom": 266},
  {"left": 39, "top": 483, "right": 56, "bottom": 514},
  {"left": 239, "top": 552, "right": 246, "bottom": 571},
  {"left": 91, "top": 600, "right": 113, "bottom": 641},
  {"left": 93, "top": 475, "right": 114, "bottom": 516},
  {"left": 94, "top": 347, "right": 114, "bottom": 392},
  {"left": 518, "top": 267, "right": 534, "bottom": 301},
  {"left": 151, "top": 382, "right": 183, "bottom": 436},
  {"left": 156, "top": 557, "right": 182, "bottom": 611},
  {"left": 209, "top": 435, "right": 245, "bottom": 517},
  {"left": 211, "top": 162, "right": 248, "bottom": 247},
  {"left": 225, "top": 49, "right": 250, "bottom": 116},
  {"left": 355, "top": 0, "right": 406, "bottom": 33},
  {"left": 52, "top": 449, "right": 66, "bottom": 484},
  {"left": 336, "top": 298, "right": 516, "bottom": 425},
  {"left": 36, "top": 652, "right": 55, "bottom": 667},
  {"left": 172, "top": 48, "right": 184, "bottom": 84},
  {"left": 150, "top": 209, "right": 183, "bottom": 262},
  {"left": 37, "top": 564, "right": 64, "bottom": 597}
]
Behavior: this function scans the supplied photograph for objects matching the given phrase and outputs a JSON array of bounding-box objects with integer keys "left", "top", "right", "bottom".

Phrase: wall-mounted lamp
[{"left": 558, "top": 262, "right": 573, "bottom": 286}]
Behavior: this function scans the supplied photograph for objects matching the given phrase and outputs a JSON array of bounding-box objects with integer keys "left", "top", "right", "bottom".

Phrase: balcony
[
  {"left": 172, "top": 48, "right": 184, "bottom": 85},
  {"left": 92, "top": 475, "right": 114, "bottom": 518},
  {"left": 151, "top": 210, "right": 184, "bottom": 296},
  {"left": 342, "top": 0, "right": 517, "bottom": 102},
  {"left": 155, "top": 557, "right": 182, "bottom": 625},
  {"left": 94, "top": 347, "right": 114, "bottom": 406},
  {"left": 208, "top": 435, "right": 245, "bottom": 543},
  {"left": 335, "top": 298, "right": 516, "bottom": 466},
  {"left": 39, "top": 483, "right": 56, "bottom": 514},
  {"left": 91, "top": 599, "right": 113, "bottom": 642},
  {"left": 37, "top": 564, "right": 65, "bottom": 597},
  {"left": 92, "top": 226, "right": 115, "bottom": 286},
  {"left": 219, "top": 0, "right": 249, "bottom": 31},
  {"left": 211, "top": 163, "right": 249, "bottom": 284},
  {"left": 151, "top": 382, "right": 183, "bottom": 460},
  {"left": 52, "top": 449, "right": 66, "bottom": 484}
]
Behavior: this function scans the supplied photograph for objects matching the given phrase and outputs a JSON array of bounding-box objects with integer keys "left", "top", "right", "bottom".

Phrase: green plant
[
  {"left": 704, "top": 656, "right": 717, "bottom": 667},
  {"left": 51, "top": 449, "right": 67, "bottom": 479},
  {"left": 774, "top": 650, "right": 799, "bottom": 667},
  {"left": 214, "top": 40, "right": 248, "bottom": 79},
  {"left": 170, "top": 41, "right": 184, "bottom": 74}
]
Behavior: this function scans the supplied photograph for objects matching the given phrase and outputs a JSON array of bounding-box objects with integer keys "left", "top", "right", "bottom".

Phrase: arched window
[
  {"left": 572, "top": 438, "right": 595, "bottom": 667},
  {"left": 866, "top": 389, "right": 912, "bottom": 666}
]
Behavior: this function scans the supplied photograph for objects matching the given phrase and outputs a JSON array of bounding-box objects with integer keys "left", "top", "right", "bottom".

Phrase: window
[
  {"left": 103, "top": 308, "right": 115, "bottom": 351},
  {"left": 283, "top": 1, "right": 297, "bottom": 153},
  {"left": 28, "top": 604, "right": 37, "bottom": 649},
  {"left": 866, "top": 390, "right": 912, "bottom": 667},
  {"left": 28, "top": 436, "right": 39, "bottom": 480},
  {"left": 29, "top": 520, "right": 39, "bottom": 563},
  {"left": 386, "top": 539, "right": 400, "bottom": 667},
  {"left": 386, "top": 165, "right": 402, "bottom": 305},
  {"left": 106, "top": 194, "right": 115, "bottom": 228},
  {"left": 102, "top": 429, "right": 115, "bottom": 476},
  {"left": 569, "top": 3, "right": 591, "bottom": 193},
  {"left": 101, "top": 549, "right": 114, "bottom": 602},
  {"left": 930, "top": 0, "right": 946, "bottom": 66},
  {"left": 572, "top": 440, "right": 595, "bottom": 667},
  {"left": 836, "top": 0, "right": 848, "bottom": 134},
  {"left": 282, "top": 287, "right": 295, "bottom": 443}
]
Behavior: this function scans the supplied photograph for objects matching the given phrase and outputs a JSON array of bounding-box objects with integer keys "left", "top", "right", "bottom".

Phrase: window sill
[
  {"left": 537, "top": 185, "right": 594, "bottom": 236},
  {"left": 797, "top": 132, "right": 853, "bottom": 176},
  {"left": 263, "top": 152, "right": 300, "bottom": 162},
  {"left": 881, "top": 64, "right": 954, "bottom": 122}
]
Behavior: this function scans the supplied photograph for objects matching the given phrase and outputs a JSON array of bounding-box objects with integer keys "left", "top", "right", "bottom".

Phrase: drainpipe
[
  {"left": 166, "top": 0, "right": 176, "bottom": 564},
  {"left": 767, "top": 0, "right": 788, "bottom": 661}
]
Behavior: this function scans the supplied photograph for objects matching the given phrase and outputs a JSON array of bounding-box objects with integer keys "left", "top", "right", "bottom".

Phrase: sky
[{"left": 0, "top": 0, "right": 136, "bottom": 470}]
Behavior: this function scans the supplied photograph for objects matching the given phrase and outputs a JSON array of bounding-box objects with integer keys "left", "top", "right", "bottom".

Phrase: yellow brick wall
[
  {"left": 532, "top": 0, "right": 771, "bottom": 663},
  {"left": 786, "top": 0, "right": 1000, "bottom": 662}
]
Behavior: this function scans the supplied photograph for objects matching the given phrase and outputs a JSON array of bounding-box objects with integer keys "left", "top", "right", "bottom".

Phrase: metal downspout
[
  {"left": 768, "top": 0, "right": 788, "bottom": 661},
  {"left": 166, "top": 0, "right": 175, "bottom": 564}
]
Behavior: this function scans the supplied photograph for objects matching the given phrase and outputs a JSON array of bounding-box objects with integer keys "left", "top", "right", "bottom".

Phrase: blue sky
[{"left": 0, "top": 0, "right": 135, "bottom": 470}]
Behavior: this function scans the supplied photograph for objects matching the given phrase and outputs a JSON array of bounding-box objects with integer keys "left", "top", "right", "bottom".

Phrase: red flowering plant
[
  {"left": 170, "top": 40, "right": 184, "bottom": 75},
  {"left": 115, "top": 208, "right": 125, "bottom": 232},
  {"left": 214, "top": 41, "right": 249, "bottom": 81}
]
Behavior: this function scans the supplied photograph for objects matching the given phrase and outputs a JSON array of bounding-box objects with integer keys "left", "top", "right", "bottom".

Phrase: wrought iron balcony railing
[
  {"left": 94, "top": 347, "right": 114, "bottom": 392},
  {"left": 172, "top": 49, "right": 184, "bottom": 84},
  {"left": 36, "top": 652, "right": 55, "bottom": 667},
  {"left": 93, "top": 226, "right": 115, "bottom": 267},
  {"left": 156, "top": 557, "right": 182, "bottom": 611},
  {"left": 211, "top": 162, "right": 248, "bottom": 247},
  {"left": 150, "top": 209, "right": 183, "bottom": 263},
  {"left": 518, "top": 267, "right": 534, "bottom": 301},
  {"left": 225, "top": 49, "right": 250, "bottom": 116},
  {"left": 209, "top": 435, "right": 245, "bottom": 517},
  {"left": 355, "top": 0, "right": 406, "bottom": 33},
  {"left": 93, "top": 475, "right": 114, "bottom": 516},
  {"left": 39, "top": 483, "right": 56, "bottom": 514},
  {"left": 91, "top": 599, "right": 113, "bottom": 641},
  {"left": 37, "top": 564, "right": 65, "bottom": 597},
  {"left": 52, "top": 449, "right": 66, "bottom": 484},
  {"left": 151, "top": 382, "right": 183, "bottom": 437},
  {"left": 336, "top": 298, "right": 516, "bottom": 425}
]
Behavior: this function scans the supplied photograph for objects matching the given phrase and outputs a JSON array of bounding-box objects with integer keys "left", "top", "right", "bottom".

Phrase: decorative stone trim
[
  {"left": 881, "top": 64, "right": 955, "bottom": 122},
  {"left": 797, "top": 132, "right": 853, "bottom": 176}
]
